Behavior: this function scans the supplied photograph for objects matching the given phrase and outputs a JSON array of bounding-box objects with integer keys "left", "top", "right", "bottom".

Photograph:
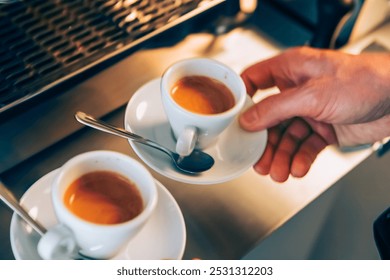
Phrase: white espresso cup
[
  {"left": 161, "top": 58, "right": 246, "bottom": 156},
  {"left": 37, "top": 150, "right": 157, "bottom": 259}
]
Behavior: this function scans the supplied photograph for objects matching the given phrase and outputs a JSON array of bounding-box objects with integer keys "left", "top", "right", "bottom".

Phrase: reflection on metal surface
[
  {"left": 0, "top": 0, "right": 224, "bottom": 114},
  {"left": 239, "top": 0, "right": 257, "bottom": 14},
  {"left": 202, "top": 0, "right": 257, "bottom": 54},
  {"left": 0, "top": 0, "right": 20, "bottom": 3}
]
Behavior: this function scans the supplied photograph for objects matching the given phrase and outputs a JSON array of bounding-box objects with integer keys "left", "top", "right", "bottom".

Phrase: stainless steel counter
[{"left": 1, "top": 20, "right": 387, "bottom": 259}]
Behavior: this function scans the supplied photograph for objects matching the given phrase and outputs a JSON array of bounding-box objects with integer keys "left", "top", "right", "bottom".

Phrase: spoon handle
[
  {"left": 75, "top": 111, "right": 172, "bottom": 155},
  {"left": 0, "top": 180, "right": 46, "bottom": 236}
]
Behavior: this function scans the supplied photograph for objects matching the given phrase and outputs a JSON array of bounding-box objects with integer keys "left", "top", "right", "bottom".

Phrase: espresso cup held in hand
[
  {"left": 37, "top": 150, "right": 157, "bottom": 259},
  {"left": 161, "top": 58, "right": 246, "bottom": 156}
]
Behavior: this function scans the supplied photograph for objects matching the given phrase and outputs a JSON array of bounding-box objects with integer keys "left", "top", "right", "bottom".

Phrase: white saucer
[
  {"left": 10, "top": 170, "right": 186, "bottom": 260},
  {"left": 124, "top": 78, "right": 267, "bottom": 185}
]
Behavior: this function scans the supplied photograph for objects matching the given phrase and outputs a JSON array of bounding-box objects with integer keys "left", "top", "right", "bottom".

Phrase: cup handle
[
  {"left": 37, "top": 224, "right": 79, "bottom": 260},
  {"left": 175, "top": 126, "right": 198, "bottom": 156}
]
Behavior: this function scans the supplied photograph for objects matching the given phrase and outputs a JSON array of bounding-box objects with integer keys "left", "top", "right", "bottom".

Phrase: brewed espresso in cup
[
  {"left": 171, "top": 75, "right": 235, "bottom": 115},
  {"left": 63, "top": 171, "right": 143, "bottom": 225}
]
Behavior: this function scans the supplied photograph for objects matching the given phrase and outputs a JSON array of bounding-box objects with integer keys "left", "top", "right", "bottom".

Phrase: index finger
[{"left": 240, "top": 56, "right": 279, "bottom": 96}]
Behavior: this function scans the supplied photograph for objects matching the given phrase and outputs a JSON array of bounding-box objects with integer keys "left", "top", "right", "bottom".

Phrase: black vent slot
[{"left": 0, "top": 0, "right": 223, "bottom": 114}]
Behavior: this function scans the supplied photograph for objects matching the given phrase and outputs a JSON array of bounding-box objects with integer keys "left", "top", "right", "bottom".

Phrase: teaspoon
[
  {"left": 0, "top": 180, "right": 46, "bottom": 236},
  {"left": 75, "top": 111, "right": 214, "bottom": 174},
  {"left": 0, "top": 180, "right": 93, "bottom": 260}
]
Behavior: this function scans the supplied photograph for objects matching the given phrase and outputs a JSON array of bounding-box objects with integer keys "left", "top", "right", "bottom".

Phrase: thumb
[{"left": 239, "top": 89, "right": 311, "bottom": 131}]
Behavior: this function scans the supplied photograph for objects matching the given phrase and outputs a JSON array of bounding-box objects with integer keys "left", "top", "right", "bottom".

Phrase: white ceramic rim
[
  {"left": 160, "top": 57, "right": 247, "bottom": 120},
  {"left": 52, "top": 150, "right": 157, "bottom": 229}
]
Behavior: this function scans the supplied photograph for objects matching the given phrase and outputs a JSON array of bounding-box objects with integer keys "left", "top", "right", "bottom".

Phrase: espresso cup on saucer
[
  {"left": 161, "top": 58, "right": 247, "bottom": 156},
  {"left": 37, "top": 150, "right": 157, "bottom": 260}
]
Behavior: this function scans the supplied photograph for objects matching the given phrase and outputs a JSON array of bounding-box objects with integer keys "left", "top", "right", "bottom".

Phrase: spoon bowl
[{"left": 75, "top": 112, "right": 214, "bottom": 174}]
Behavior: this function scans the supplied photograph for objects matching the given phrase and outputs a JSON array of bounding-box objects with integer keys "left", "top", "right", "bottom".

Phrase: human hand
[{"left": 239, "top": 47, "right": 390, "bottom": 182}]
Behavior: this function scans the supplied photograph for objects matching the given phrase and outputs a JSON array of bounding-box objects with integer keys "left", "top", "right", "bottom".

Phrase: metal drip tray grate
[{"left": 0, "top": 0, "right": 224, "bottom": 114}]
